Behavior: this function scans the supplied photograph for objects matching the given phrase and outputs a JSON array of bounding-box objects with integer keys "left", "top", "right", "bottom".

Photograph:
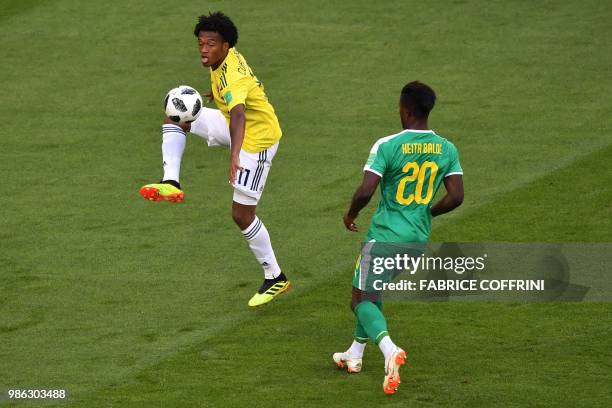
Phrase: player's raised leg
[
  {"left": 139, "top": 117, "right": 189, "bottom": 203},
  {"left": 139, "top": 107, "right": 229, "bottom": 203}
]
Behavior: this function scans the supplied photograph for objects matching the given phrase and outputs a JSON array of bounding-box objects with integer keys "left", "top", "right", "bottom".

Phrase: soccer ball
[{"left": 164, "top": 85, "right": 203, "bottom": 124}]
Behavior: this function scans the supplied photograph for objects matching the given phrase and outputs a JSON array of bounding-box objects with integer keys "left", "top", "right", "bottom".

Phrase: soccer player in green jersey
[{"left": 333, "top": 81, "right": 464, "bottom": 394}]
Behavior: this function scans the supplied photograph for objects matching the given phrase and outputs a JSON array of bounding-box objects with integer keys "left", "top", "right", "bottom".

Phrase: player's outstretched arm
[
  {"left": 430, "top": 174, "right": 464, "bottom": 217},
  {"left": 344, "top": 171, "right": 381, "bottom": 232}
]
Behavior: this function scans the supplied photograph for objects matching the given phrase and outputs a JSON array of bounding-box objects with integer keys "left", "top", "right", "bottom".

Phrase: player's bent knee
[
  {"left": 163, "top": 116, "right": 190, "bottom": 132},
  {"left": 352, "top": 298, "right": 368, "bottom": 312},
  {"left": 351, "top": 287, "right": 380, "bottom": 311},
  {"left": 231, "top": 212, "right": 248, "bottom": 229},
  {"left": 231, "top": 205, "right": 256, "bottom": 230}
]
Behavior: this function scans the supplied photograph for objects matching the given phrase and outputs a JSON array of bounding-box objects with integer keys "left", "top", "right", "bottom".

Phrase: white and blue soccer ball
[{"left": 164, "top": 85, "right": 203, "bottom": 124}]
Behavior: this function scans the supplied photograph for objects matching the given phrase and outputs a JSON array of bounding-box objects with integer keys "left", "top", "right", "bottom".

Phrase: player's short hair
[
  {"left": 400, "top": 81, "right": 436, "bottom": 119},
  {"left": 194, "top": 12, "right": 238, "bottom": 47}
]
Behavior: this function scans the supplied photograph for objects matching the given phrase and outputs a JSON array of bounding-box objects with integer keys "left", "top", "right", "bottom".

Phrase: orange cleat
[
  {"left": 139, "top": 183, "right": 184, "bottom": 203},
  {"left": 332, "top": 352, "right": 362, "bottom": 373},
  {"left": 383, "top": 348, "right": 407, "bottom": 394}
]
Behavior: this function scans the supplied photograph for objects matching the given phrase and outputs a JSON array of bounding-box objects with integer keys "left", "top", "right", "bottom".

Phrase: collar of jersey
[
  {"left": 401, "top": 129, "right": 434, "bottom": 133},
  {"left": 212, "top": 48, "right": 234, "bottom": 73}
]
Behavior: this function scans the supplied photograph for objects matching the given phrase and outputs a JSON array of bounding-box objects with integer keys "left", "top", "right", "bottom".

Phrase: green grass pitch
[{"left": 1, "top": 0, "right": 611, "bottom": 406}]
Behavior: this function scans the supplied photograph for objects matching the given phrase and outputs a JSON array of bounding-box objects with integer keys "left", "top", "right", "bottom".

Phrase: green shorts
[{"left": 352, "top": 242, "right": 424, "bottom": 292}]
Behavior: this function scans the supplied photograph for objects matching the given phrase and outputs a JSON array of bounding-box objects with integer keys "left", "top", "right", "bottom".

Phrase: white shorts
[{"left": 189, "top": 107, "right": 278, "bottom": 205}]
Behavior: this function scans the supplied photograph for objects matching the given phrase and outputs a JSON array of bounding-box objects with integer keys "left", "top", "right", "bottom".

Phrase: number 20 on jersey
[{"left": 395, "top": 161, "right": 438, "bottom": 205}]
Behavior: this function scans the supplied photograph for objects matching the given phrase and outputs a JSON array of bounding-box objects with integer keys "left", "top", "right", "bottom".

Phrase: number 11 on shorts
[{"left": 237, "top": 168, "right": 251, "bottom": 187}]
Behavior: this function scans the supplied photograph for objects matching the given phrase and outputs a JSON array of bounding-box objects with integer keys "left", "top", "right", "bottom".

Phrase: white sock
[
  {"left": 378, "top": 336, "right": 397, "bottom": 361},
  {"left": 162, "top": 124, "right": 186, "bottom": 183},
  {"left": 346, "top": 340, "right": 366, "bottom": 359},
  {"left": 241, "top": 217, "right": 281, "bottom": 279}
]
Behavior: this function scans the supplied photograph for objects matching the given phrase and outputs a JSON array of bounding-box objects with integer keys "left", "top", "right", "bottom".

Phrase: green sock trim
[
  {"left": 374, "top": 331, "right": 389, "bottom": 344},
  {"left": 354, "top": 336, "right": 368, "bottom": 344}
]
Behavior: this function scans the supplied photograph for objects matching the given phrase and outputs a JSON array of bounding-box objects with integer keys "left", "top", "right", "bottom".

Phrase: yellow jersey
[{"left": 210, "top": 48, "right": 282, "bottom": 153}]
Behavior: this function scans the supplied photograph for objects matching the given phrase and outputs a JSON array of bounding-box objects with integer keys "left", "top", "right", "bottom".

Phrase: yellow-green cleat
[
  {"left": 248, "top": 274, "right": 291, "bottom": 307},
  {"left": 139, "top": 181, "right": 184, "bottom": 203}
]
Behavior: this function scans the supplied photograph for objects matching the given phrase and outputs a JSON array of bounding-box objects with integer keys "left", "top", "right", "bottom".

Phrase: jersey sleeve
[
  {"left": 445, "top": 142, "right": 463, "bottom": 177},
  {"left": 363, "top": 141, "right": 386, "bottom": 177},
  {"left": 221, "top": 77, "right": 251, "bottom": 111}
]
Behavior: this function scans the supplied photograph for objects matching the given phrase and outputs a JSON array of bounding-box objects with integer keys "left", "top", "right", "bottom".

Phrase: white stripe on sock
[{"left": 241, "top": 217, "right": 281, "bottom": 279}]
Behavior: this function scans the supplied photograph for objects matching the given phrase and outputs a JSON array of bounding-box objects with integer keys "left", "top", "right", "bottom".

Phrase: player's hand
[
  {"left": 344, "top": 212, "right": 359, "bottom": 232},
  {"left": 204, "top": 90, "right": 214, "bottom": 103},
  {"left": 229, "top": 154, "right": 243, "bottom": 184}
]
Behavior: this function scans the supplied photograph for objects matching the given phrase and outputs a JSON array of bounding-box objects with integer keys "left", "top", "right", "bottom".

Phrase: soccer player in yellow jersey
[{"left": 139, "top": 12, "right": 290, "bottom": 307}]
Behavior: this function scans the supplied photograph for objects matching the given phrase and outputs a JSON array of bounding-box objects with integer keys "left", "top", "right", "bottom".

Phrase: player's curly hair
[
  {"left": 400, "top": 81, "right": 436, "bottom": 119},
  {"left": 194, "top": 12, "right": 238, "bottom": 47}
]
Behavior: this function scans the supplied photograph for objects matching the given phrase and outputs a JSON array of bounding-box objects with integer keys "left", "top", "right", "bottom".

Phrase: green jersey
[{"left": 363, "top": 129, "right": 463, "bottom": 243}]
